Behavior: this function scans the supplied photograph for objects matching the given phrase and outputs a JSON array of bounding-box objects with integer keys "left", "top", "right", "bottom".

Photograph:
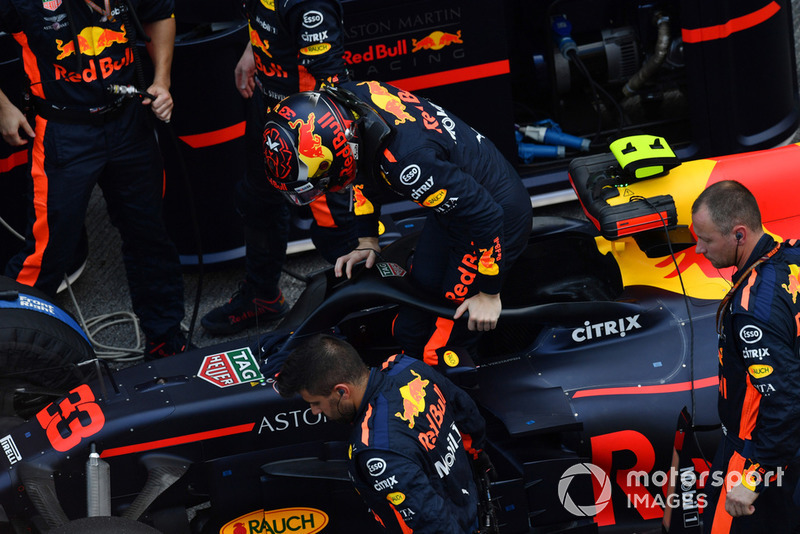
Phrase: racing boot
[
  {"left": 145, "top": 329, "right": 197, "bottom": 360},
  {"left": 201, "top": 282, "right": 288, "bottom": 335}
]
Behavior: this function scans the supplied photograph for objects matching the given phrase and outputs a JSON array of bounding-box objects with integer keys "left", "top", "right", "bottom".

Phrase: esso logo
[
  {"left": 366, "top": 457, "right": 387, "bottom": 476},
  {"left": 302, "top": 11, "right": 324, "bottom": 28},
  {"left": 399, "top": 164, "right": 421, "bottom": 186},
  {"left": 739, "top": 325, "right": 763, "bottom": 344}
]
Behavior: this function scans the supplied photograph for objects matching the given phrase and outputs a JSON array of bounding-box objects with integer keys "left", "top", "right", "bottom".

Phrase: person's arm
[
  {"left": 143, "top": 16, "right": 175, "bottom": 122},
  {"left": 0, "top": 88, "right": 34, "bottom": 146},
  {"left": 234, "top": 43, "right": 256, "bottom": 98}
]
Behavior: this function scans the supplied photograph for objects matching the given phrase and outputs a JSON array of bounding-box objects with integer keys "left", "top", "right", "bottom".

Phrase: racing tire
[
  {"left": 0, "top": 276, "right": 95, "bottom": 418},
  {"left": 47, "top": 517, "right": 162, "bottom": 534}
]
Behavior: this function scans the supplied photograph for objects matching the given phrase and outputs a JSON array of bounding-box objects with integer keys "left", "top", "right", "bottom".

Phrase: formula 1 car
[{"left": 1, "top": 140, "right": 799, "bottom": 534}]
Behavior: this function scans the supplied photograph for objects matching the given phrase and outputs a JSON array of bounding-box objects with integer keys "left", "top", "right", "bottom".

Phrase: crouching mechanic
[
  {"left": 262, "top": 81, "right": 532, "bottom": 365},
  {"left": 691, "top": 180, "right": 800, "bottom": 532},
  {"left": 276, "top": 333, "right": 491, "bottom": 533}
]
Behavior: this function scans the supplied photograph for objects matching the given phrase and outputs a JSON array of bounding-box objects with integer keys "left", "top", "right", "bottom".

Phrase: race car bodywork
[{"left": 1, "top": 142, "right": 800, "bottom": 534}]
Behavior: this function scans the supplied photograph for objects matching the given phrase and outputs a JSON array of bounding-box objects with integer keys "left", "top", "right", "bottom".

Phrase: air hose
[{"left": 623, "top": 13, "right": 672, "bottom": 97}]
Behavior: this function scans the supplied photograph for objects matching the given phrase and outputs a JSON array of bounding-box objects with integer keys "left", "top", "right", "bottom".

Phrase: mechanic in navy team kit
[
  {"left": 276, "top": 333, "right": 491, "bottom": 533},
  {"left": 0, "top": 0, "right": 190, "bottom": 357},
  {"left": 691, "top": 180, "right": 800, "bottom": 533},
  {"left": 200, "top": 0, "right": 357, "bottom": 335},
  {"left": 261, "top": 81, "right": 532, "bottom": 364}
]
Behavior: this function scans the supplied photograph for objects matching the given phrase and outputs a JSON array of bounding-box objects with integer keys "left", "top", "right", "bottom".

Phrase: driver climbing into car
[
  {"left": 261, "top": 81, "right": 532, "bottom": 366},
  {"left": 275, "top": 333, "right": 495, "bottom": 534}
]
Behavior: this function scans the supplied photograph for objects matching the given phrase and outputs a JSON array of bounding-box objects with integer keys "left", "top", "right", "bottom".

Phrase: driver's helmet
[{"left": 263, "top": 91, "right": 358, "bottom": 206}]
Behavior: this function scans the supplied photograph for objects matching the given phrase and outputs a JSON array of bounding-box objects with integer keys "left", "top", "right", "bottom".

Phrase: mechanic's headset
[
  {"left": 736, "top": 231, "right": 743, "bottom": 241},
  {"left": 337, "top": 388, "right": 345, "bottom": 397}
]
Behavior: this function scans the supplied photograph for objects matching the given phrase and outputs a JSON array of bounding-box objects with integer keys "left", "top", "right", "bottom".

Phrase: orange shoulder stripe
[{"left": 739, "top": 268, "right": 758, "bottom": 311}]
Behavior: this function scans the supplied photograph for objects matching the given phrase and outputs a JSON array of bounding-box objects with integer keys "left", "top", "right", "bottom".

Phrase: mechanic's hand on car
[
  {"left": 725, "top": 483, "right": 758, "bottom": 517},
  {"left": 454, "top": 292, "right": 501, "bottom": 331},
  {"left": 334, "top": 237, "right": 380, "bottom": 279},
  {"left": 0, "top": 93, "right": 34, "bottom": 147},
  {"left": 235, "top": 45, "right": 256, "bottom": 98}
]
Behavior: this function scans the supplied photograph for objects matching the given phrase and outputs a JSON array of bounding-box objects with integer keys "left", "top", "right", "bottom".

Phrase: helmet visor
[{"left": 279, "top": 179, "right": 326, "bottom": 206}]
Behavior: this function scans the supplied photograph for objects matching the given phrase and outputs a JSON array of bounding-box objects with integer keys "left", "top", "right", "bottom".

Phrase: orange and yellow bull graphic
[
  {"left": 395, "top": 370, "right": 429, "bottom": 428},
  {"left": 249, "top": 26, "right": 272, "bottom": 58},
  {"left": 588, "top": 143, "right": 800, "bottom": 301},
  {"left": 55, "top": 25, "right": 127, "bottom": 59},
  {"left": 411, "top": 30, "right": 462, "bottom": 52},
  {"left": 288, "top": 113, "right": 333, "bottom": 178},
  {"left": 783, "top": 264, "right": 800, "bottom": 303},
  {"left": 357, "top": 81, "right": 416, "bottom": 125},
  {"left": 478, "top": 237, "right": 502, "bottom": 276},
  {"left": 353, "top": 184, "right": 374, "bottom": 215},
  {"left": 249, "top": 25, "right": 289, "bottom": 80}
]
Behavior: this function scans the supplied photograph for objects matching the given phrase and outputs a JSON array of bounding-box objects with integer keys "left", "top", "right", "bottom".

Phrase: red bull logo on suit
[
  {"left": 782, "top": 264, "right": 800, "bottom": 303},
  {"left": 395, "top": 370, "right": 429, "bottom": 428},
  {"left": 358, "top": 81, "right": 416, "bottom": 125}
]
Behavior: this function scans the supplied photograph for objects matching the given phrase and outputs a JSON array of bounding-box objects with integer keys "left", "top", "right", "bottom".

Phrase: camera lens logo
[{"left": 558, "top": 463, "right": 612, "bottom": 517}]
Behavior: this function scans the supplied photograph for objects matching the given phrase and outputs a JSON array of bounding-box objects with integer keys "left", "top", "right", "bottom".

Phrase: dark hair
[
  {"left": 691, "top": 180, "right": 761, "bottom": 234},
  {"left": 275, "top": 334, "right": 368, "bottom": 398}
]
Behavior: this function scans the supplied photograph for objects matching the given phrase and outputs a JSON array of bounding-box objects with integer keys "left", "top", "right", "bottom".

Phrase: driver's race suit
[
  {"left": 341, "top": 79, "right": 533, "bottom": 365},
  {"left": 704, "top": 234, "right": 800, "bottom": 532},
  {"left": 349, "top": 354, "right": 486, "bottom": 534}
]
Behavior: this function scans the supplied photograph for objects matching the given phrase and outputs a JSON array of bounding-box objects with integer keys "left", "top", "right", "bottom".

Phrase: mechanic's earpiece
[
  {"left": 736, "top": 231, "right": 743, "bottom": 241},
  {"left": 337, "top": 388, "right": 345, "bottom": 397}
]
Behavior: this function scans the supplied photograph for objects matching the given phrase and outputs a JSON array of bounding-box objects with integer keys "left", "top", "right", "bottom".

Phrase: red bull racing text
[{"left": 52, "top": 24, "right": 132, "bottom": 83}]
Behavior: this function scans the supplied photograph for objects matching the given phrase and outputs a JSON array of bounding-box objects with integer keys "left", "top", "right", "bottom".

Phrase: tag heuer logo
[
  {"left": 198, "top": 348, "right": 264, "bottom": 388},
  {"left": 42, "top": 0, "right": 62, "bottom": 11},
  {"left": 376, "top": 262, "right": 407, "bottom": 278}
]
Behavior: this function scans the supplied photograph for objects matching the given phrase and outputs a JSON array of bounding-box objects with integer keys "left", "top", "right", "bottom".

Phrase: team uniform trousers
[
  {"left": 238, "top": 0, "right": 355, "bottom": 293},
  {"left": 5, "top": 103, "right": 185, "bottom": 339}
]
